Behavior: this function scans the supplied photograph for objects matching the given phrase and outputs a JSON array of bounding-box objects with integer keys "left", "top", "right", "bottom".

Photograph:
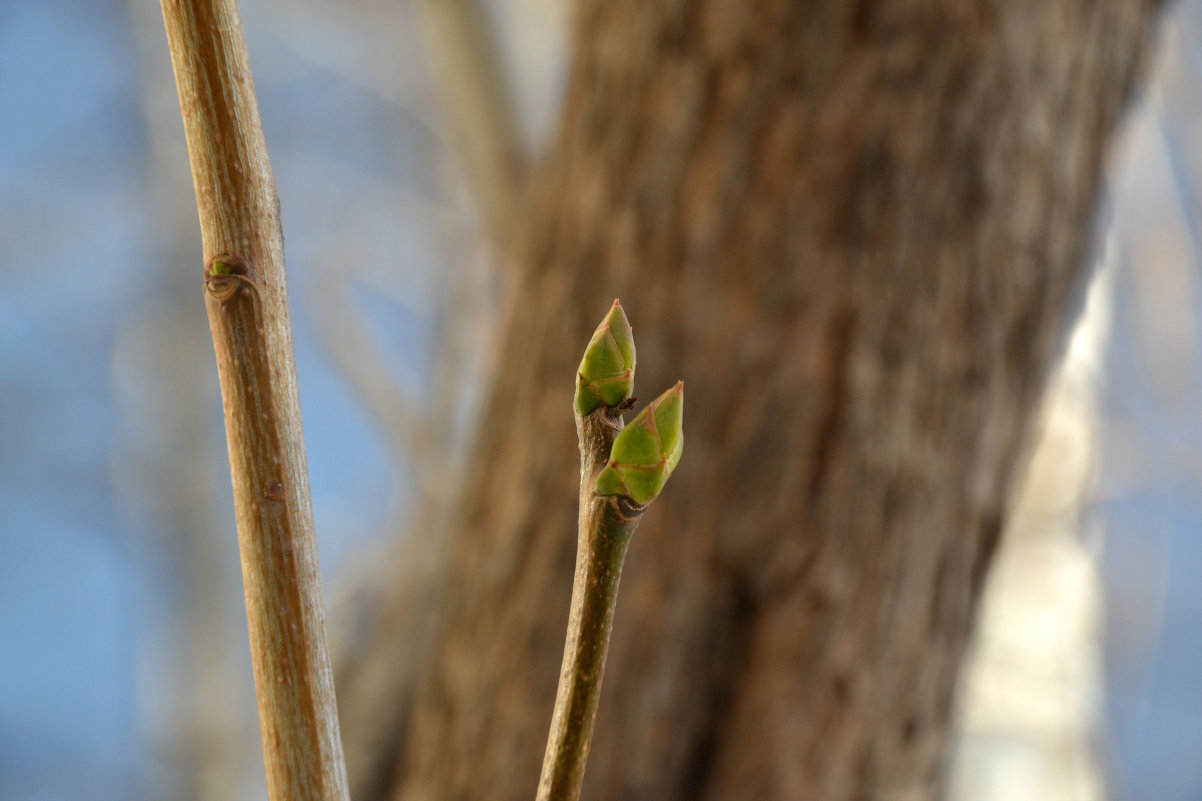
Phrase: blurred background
[{"left": 1, "top": 1, "right": 1200, "bottom": 799}]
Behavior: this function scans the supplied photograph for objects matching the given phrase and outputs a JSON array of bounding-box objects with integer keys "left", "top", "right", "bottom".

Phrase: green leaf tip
[
  {"left": 595, "top": 381, "right": 684, "bottom": 506},
  {"left": 574, "top": 299, "right": 636, "bottom": 416},
  {"left": 211, "top": 259, "right": 232, "bottom": 275}
]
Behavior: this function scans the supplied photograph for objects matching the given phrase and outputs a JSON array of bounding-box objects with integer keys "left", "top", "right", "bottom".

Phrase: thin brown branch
[
  {"left": 414, "top": 0, "right": 527, "bottom": 244},
  {"left": 536, "top": 409, "right": 642, "bottom": 801},
  {"left": 158, "top": 2, "right": 349, "bottom": 800}
]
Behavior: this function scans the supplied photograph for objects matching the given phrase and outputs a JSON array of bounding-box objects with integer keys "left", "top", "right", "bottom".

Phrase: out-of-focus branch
[
  {"left": 414, "top": 0, "right": 527, "bottom": 244},
  {"left": 309, "top": 269, "right": 432, "bottom": 472},
  {"left": 300, "top": 0, "right": 521, "bottom": 485},
  {"left": 314, "top": 5, "right": 521, "bottom": 783}
]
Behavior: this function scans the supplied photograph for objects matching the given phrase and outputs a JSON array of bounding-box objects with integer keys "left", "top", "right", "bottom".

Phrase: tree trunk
[{"left": 339, "top": 2, "right": 1162, "bottom": 799}]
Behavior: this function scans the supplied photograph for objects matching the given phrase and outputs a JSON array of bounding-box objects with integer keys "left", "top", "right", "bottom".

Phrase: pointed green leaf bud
[
  {"left": 595, "top": 381, "right": 683, "bottom": 505},
  {"left": 574, "top": 299, "right": 636, "bottom": 416}
]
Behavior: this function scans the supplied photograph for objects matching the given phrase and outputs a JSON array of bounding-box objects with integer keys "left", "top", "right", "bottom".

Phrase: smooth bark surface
[
  {"left": 160, "top": 1, "right": 349, "bottom": 799},
  {"left": 340, "top": 3, "right": 1162, "bottom": 800}
]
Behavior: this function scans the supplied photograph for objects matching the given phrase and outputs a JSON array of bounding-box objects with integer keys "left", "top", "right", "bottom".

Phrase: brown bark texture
[
  {"left": 339, "top": 2, "right": 1161, "bottom": 800},
  {"left": 160, "top": 1, "right": 349, "bottom": 799}
]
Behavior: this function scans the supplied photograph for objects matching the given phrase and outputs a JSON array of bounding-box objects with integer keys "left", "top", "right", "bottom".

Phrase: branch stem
[
  {"left": 159, "top": 2, "right": 349, "bottom": 799},
  {"left": 536, "top": 411, "right": 643, "bottom": 801}
]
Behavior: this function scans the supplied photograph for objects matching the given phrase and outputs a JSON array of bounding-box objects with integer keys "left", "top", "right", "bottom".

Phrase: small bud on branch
[
  {"left": 595, "top": 381, "right": 684, "bottom": 506},
  {"left": 574, "top": 299, "right": 636, "bottom": 416}
]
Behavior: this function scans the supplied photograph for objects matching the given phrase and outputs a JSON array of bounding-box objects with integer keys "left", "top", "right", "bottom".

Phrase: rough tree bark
[{"left": 339, "top": 2, "right": 1163, "bottom": 800}]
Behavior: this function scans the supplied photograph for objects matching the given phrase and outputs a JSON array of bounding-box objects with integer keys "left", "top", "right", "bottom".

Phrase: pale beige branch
[{"left": 158, "top": 1, "right": 349, "bottom": 799}]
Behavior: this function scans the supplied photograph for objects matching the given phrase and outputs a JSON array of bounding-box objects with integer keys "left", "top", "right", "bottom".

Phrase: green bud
[
  {"left": 595, "top": 381, "right": 683, "bottom": 505},
  {"left": 574, "top": 299, "right": 636, "bottom": 416}
]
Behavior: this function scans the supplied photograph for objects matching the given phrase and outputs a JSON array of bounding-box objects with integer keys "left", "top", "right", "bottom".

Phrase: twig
[
  {"left": 536, "top": 302, "right": 684, "bottom": 801},
  {"left": 158, "top": 2, "right": 350, "bottom": 800},
  {"left": 536, "top": 409, "right": 638, "bottom": 801}
]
